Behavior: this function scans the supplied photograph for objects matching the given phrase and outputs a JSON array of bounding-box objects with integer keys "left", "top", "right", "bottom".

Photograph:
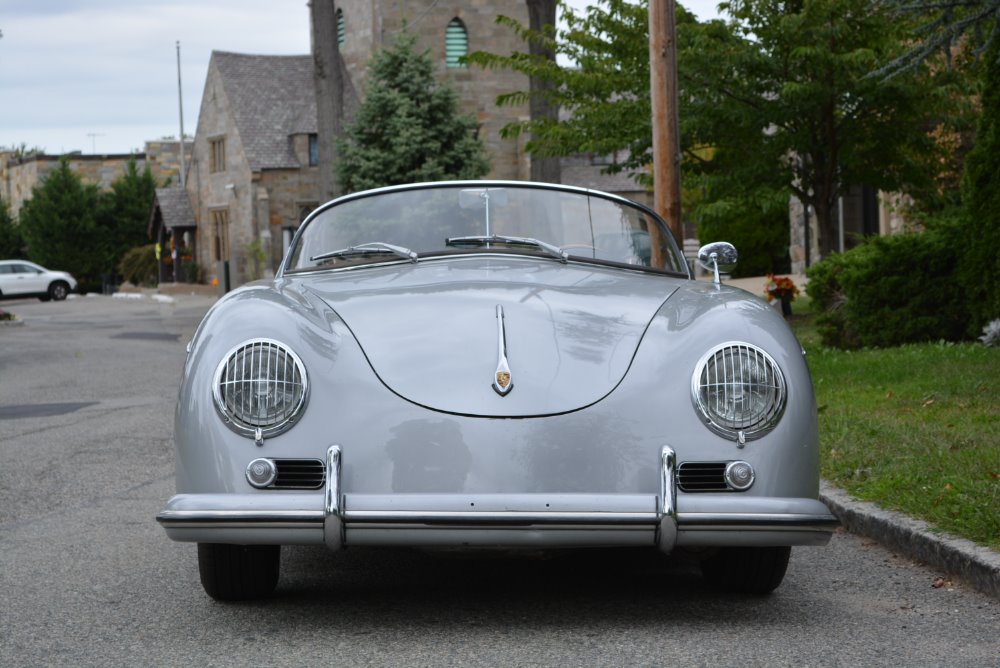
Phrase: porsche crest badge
[{"left": 492, "top": 305, "right": 513, "bottom": 396}]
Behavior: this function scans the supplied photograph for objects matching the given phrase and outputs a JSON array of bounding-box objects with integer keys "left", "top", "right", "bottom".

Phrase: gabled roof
[
  {"left": 211, "top": 51, "right": 316, "bottom": 171},
  {"left": 150, "top": 186, "right": 196, "bottom": 233}
]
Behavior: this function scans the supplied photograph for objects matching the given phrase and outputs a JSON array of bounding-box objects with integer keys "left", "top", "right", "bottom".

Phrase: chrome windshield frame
[{"left": 278, "top": 181, "right": 690, "bottom": 279}]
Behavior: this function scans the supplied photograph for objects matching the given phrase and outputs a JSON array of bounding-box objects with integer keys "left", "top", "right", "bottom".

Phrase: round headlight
[
  {"left": 214, "top": 339, "right": 308, "bottom": 439},
  {"left": 692, "top": 342, "right": 786, "bottom": 441}
]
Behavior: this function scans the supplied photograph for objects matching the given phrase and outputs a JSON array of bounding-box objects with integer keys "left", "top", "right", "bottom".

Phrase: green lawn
[{"left": 787, "top": 298, "right": 1000, "bottom": 551}]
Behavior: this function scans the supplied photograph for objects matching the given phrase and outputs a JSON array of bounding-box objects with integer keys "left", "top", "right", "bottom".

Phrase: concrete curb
[{"left": 820, "top": 482, "right": 1000, "bottom": 599}]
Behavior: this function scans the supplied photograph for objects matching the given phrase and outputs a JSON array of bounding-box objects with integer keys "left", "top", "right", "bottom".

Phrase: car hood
[{"left": 300, "top": 257, "right": 683, "bottom": 417}]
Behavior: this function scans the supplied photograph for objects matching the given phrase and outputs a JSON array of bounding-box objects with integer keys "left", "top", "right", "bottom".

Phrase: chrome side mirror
[{"left": 697, "top": 242, "right": 738, "bottom": 286}]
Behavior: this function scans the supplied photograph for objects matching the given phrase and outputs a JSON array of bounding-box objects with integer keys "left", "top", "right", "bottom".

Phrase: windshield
[{"left": 285, "top": 183, "right": 687, "bottom": 275}]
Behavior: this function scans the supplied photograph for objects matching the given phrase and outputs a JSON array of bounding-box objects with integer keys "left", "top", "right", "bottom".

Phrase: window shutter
[{"left": 445, "top": 19, "right": 468, "bottom": 68}]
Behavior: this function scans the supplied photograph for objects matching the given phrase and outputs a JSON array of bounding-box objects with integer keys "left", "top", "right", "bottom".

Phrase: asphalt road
[{"left": 1, "top": 294, "right": 998, "bottom": 667}]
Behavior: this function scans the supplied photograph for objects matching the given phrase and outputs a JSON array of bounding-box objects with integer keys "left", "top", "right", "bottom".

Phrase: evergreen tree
[
  {"left": 959, "top": 40, "right": 1000, "bottom": 333},
  {"left": 98, "top": 157, "right": 157, "bottom": 276},
  {"left": 19, "top": 158, "right": 103, "bottom": 287},
  {"left": 0, "top": 196, "right": 25, "bottom": 258},
  {"left": 336, "top": 32, "right": 490, "bottom": 193}
]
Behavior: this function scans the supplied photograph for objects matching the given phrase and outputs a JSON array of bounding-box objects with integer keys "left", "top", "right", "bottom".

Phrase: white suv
[{"left": 0, "top": 260, "right": 77, "bottom": 301}]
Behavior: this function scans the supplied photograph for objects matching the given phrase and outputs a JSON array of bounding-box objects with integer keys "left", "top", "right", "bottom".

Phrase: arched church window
[{"left": 445, "top": 18, "right": 468, "bottom": 68}]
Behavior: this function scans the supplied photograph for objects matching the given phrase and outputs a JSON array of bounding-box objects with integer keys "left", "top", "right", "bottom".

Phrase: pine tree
[
  {"left": 98, "top": 157, "right": 157, "bottom": 276},
  {"left": 336, "top": 32, "right": 490, "bottom": 193},
  {"left": 0, "top": 195, "right": 24, "bottom": 258}
]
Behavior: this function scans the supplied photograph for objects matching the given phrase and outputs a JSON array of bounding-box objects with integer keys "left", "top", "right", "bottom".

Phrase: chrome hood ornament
[{"left": 493, "top": 305, "right": 513, "bottom": 396}]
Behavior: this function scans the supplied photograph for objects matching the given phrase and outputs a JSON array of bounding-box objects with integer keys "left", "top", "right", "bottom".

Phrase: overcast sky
[{"left": 0, "top": 1, "right": 722, "bottom": 156}]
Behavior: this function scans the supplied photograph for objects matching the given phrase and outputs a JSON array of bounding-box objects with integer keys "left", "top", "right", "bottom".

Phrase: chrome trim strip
[
  {"left": 343, "top": 510, "right": 657, "bottom": 525},
  {"left": 492, "top": 304, "right": 513, "bottom": 395},
  {"left": 156, "top": 509, "right": 838, "bottom": 531},
  {"left": 323, "top": 445, "right": 343, "bottom": 551},
  {"left": 157, "top": 509, "right": 323, "bottom": 525},
  {"left": 677, "top": 512, "right": 840, "bottom": 527},
  {"left": 658, "top": 446, "right": 678, "bottom": 553}
]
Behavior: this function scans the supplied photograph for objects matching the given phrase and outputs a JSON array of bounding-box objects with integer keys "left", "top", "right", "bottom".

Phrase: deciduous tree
[{"left": 470, "top": 0, "right": 958, "bottom": 261}]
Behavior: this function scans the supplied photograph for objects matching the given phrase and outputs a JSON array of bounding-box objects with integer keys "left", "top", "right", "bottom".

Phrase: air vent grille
[{"left": 677, "top": 462, "right": 729, "bottom": 493}]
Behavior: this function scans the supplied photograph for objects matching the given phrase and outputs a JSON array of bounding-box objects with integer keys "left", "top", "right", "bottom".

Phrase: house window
[
  {"left": 308, "top": 134, "right": 319, "bottom": 166},
  {"left": 445, "top": 18, "right": 468, "bottom": 68},
  {"left": 209, "top": 137, "right": 226, "bottom": 173},
  {"left": 336, "top": 8, "right": 345, "bottom": 46},
  {"left": 211, "top": 208, "right": 230, "bottom": 262}
]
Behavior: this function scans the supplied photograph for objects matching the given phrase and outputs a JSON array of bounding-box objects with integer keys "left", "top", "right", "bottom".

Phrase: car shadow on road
[{"left": 250, "top": 545, "right": 814, "bottom": 628}]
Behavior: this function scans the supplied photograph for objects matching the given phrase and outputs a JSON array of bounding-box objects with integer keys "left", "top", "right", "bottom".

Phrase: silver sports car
[{"left": 158, "top": 181, "right": 837, "bottom": 600}]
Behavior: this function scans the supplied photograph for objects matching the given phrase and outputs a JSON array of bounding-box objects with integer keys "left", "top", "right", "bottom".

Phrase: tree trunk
[
  {"left": 526, "top": 0, "right": 561, "bottom": 184},
  {"left": 310, "top": 0, "right": 344, "bottom": 201}
]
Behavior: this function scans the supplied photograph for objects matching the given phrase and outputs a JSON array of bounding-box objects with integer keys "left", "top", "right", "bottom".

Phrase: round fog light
[
  {"left": 724, "top": 460, "right": 755, "bottom": 491},
  {"left": 246, "top": 458, "right": 277, "bottom": 488}
]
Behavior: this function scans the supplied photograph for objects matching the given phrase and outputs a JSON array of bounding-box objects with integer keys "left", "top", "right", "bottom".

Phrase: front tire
[
  {"left": 700, "top": 546, "right": 791, "bottom": 594},
  {"left": 197, "top": 543, "right": 280, "bottom": 601},
  {"left": 48, "top": 281, "right": 69, "bottom": 301}
]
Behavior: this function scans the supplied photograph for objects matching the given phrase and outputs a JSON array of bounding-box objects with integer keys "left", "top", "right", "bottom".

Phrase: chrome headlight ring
[
  {"left": 691, "top": 342, "right": 786, "bottom": 443},
  {"left": 213, "top": 338, "right": 308, "bottom": 441}
]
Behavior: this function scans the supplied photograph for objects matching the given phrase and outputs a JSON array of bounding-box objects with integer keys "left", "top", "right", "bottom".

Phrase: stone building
[
  {"left": 158, "top": 0, "right": 651, "bottom": 289},
  {"left": 0, "top": 141, "right": 190, "bottom": 221},
  {"left": 175, "top": 51, "right": 322, "bottom": 287}
]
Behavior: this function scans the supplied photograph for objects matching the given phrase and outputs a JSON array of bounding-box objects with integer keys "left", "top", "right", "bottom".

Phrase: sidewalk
[{"left": 699, "top": 272, "right": 809, "bottom": 297}]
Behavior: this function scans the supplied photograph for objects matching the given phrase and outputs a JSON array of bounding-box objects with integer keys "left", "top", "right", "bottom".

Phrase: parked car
[
  {"left": 158, "top": 181, "right": 837, "bottom": 600},
  {"left": 0, "top": 260, "right": 76, "bottom": 301}
]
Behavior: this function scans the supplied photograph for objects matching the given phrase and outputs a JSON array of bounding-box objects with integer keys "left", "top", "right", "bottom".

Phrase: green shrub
[
  {"left": 118, "top": 245, "right": 158, "bottom": 287},
  {"left": 805, "top": 225, "right": 967, "bottom": 348}
]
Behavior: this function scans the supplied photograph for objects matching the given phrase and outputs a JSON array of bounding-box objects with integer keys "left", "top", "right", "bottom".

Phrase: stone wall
[
  {"left": 145, "top": 140, "right": 193, "bottom": 187},
  {"left": 0, "top": 142, "right": 191, "bottom": 221},
  {"left": 257, "top": 163, "right": 322, "bottom": 270},
  {"left": 185, "top": 60, "right": 256, "bottom": 287}
]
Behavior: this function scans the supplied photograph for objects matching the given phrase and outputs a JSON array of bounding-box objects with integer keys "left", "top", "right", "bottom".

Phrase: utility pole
[
  {"left": 526, "top": 0, "right": 561, "bottom": 184},
  {"left": 87, "top": 133, "right": 105, "bottom": 154},
  {"left": 310, "top": 0, "right": 344, "bottom": 201},
  {"left": 648, "top": 0, "right": 683, "bottom": 242},
  {"left": 176, "top": 41, "right": 187, "bottom": 188}
]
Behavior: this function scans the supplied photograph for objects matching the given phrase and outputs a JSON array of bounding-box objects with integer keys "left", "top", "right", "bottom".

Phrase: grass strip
[{"left": 787, "top": 298, "right": 1000, "bottom": 551}]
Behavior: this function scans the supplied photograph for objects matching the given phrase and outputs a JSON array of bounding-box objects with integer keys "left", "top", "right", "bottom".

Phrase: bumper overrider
[{"left": 157, "top": 446, "right": 839, "bottom": 550}]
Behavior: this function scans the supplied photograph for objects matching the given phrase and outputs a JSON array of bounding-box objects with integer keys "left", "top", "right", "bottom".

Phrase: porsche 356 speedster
[{"left": 158, "top": 181, "right": 838, "bottom": 600}]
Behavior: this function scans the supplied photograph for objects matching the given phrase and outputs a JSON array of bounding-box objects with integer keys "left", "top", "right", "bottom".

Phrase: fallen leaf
[
  {"left": 923, "top": 398, "right": 935, "bottom": 408},
  {"left": 944, "top": 483, "right": 952, "bottom": 491},
  {"left": 886, "top": 390, "right": 895, "bottom": 399},
  {"left": 988, "top": 471, "right": 999, "bottom": 480},
  {"left": 931, "top": 577, "right": 952, "bottom": 589}
]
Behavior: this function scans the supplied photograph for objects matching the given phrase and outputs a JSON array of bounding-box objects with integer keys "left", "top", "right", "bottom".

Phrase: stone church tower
[{"left": 311, "top": 0, "right": 533, "bottom": 192}]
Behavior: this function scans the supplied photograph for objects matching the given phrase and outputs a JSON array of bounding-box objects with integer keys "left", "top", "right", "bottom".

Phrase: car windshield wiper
[
  {"left": 446, "top": 235, "right": 568, "bottom": 263},
  {"left": 311, "top": 242, "right": 418, "bottom": 264}
]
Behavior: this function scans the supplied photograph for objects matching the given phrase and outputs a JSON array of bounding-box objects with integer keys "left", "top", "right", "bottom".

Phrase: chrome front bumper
[{"left": 157, "top": 446, "right": 839, "bottom": 550}]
